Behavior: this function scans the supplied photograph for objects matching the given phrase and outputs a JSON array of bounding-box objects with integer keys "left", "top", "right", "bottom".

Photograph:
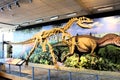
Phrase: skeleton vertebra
[{"left": 9, "top": 17, "right": 93, "bottom": 69}]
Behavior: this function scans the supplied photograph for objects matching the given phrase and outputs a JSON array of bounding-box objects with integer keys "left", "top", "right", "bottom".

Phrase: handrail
[{"left": 1, "top": 64, "right": 120, "bottom": 80}]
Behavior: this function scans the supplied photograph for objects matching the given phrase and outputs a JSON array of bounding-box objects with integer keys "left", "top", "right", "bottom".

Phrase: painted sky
[
  {"left": 67, "top": 16, "right": 120, "bottom": 36},
  {"left": 13, "top": 15, "right": 120, "bottom": 40}
]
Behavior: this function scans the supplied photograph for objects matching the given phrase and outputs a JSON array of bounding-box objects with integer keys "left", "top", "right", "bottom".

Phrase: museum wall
[
  {"left": 1, "top": 15, "right": 120, "bottom": 71},
  {"left": 0, "top": 34, "right": 3, "bottom": 58}
]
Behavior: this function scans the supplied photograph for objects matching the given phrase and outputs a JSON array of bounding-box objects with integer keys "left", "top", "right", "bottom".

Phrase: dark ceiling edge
[
  {"left": 87, "top": 10, "right": 120, "bottom": 18},
  {"left": 16, "top": 10, "right": 120, "bottom": 30}
]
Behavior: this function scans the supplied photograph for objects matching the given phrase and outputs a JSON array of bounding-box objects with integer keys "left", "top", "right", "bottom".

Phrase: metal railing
[{"left": 0, "top": 64, "right": 120, "bottom": 80}]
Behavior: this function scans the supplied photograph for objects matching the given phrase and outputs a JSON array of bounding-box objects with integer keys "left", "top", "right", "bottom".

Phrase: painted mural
[{"left": 4, "top": 16, "right": 120, "bottom": 71}]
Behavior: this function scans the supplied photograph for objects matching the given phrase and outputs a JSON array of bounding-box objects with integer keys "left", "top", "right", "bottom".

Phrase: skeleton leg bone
[
  {"left": 25, "top": 39, "right": 39, "bottom": 65},
  {"left": 41, "top": 39, "right": 47, "bottom": 52},
  {"left": 47, "top": 40, "right": 59, "bottom": 69}
]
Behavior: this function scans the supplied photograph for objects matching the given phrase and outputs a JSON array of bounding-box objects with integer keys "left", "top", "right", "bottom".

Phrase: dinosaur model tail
[{"left": 97, "top": 33, "right": 120, "bottom": 47}]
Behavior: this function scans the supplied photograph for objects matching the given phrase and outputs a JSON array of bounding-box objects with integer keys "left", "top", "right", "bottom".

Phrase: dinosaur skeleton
[{"left": 9, "top": 17, "right": 93, "bottom": 69}]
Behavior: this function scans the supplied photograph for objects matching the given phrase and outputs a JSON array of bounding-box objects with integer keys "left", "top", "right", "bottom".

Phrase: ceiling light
[
  {"left": 66, "top": 12, "right": 77, "bottom": 17},
  {"left": 35, "top": 19, "right": 43, "bottom": 23},
  {"left": 29, "top": 0, "right": 32, "bottom": 3},
  {"left": 15, "top": 1, "right": 20, "bottom": 7},
  {"left": 97, "top": 6, "right": 113, "bottom": 11},
  {"left": 0, "top": 7, "right": 4, "bottom": 12},
  {"left": 7, "top": 4, "right": 12, "bottom": 10},
  {"left": 50, "top": 16, "right": 59, "bottom": 20}
]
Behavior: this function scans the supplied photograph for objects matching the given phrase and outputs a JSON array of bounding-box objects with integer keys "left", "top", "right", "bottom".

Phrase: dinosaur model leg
[
  {"left": 47, "top": 41, "right": 59, "bottom": 69},
  {"left": 89, "top": 40, "right": 97, "bottom": 57},
  {"left": 78, "top": 53, "right": 82, "bottom": 62},
  {"left": 25, "top": 39, "right": 39, "bottom": 65},
  {"left": 62, "top": 44, "right": 75, "bottom": 62},
  {"left": 62, "top": 38, "right": 76, "bottom": 62}
]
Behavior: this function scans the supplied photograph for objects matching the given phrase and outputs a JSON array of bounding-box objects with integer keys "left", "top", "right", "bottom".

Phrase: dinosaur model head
[{"left": 76, "top": 16, "right": 93, "bottom": 29}]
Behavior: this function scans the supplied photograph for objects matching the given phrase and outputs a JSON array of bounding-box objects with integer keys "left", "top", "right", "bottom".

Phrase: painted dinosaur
[
  {"left": 9, "top": 17, "right": 93, "bottom": 69},
  {"left": 54, "top": 33, "right": 120, "bottom": 62}
]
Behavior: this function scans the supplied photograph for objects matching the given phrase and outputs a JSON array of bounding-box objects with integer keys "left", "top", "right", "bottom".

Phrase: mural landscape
[{"left": 3, "top": 16, "right": 120, "bottom": 71}]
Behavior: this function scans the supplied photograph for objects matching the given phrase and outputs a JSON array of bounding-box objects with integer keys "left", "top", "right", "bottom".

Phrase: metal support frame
[
  {"left": 8, "top": 64, "right": 11, "bottom": 73},
  {"left": 19, "top": 66, "right": 21, "bottom": 76},
  {"left": 48, "top": 69, "right": 51, "bottom": 80},
  {"left": 96, "top": 75, "right": 99, "bottom": 80},
  {"left": 32, "top": 67, "right": 34, "bottom": 80},
  {"left": 69, "top": 72, "right": 72, "bottom": 80}
]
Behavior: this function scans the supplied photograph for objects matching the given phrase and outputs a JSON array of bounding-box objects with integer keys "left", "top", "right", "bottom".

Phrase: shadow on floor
[{"left": 0, "top": 76, "right": 12, "bottom": 80}]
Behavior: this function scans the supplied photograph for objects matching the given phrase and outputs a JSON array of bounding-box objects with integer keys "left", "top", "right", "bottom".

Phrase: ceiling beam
[{"left": 0, "top": 22, "right": 17, "bottom": 26}]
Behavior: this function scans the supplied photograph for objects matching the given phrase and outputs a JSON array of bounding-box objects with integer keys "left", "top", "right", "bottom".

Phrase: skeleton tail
[
  {"left": 9, "top": 38, "right": 35, "bottom": 45},
  {"left": 97, "top": 33, "right": 120, "bottom": 47}
]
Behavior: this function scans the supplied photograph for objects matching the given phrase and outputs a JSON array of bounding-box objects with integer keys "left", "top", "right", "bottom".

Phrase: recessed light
[
  {"left": 97, "top": 6, "right": 113, "bottom": 11},
  {"left": 66, "top": 12, "right": 77, "bottom": 17},
  {"left": 15, "top": 1, "right": 20, "bottom": 7},
  {"left": 35, "top": 19, "right": 43, "bottom": 23},
  {"left": 7, "top": 4, "right": 12, "bottom": 11},
  {"left": 50, "top": 16, "right": 59, "bottom": 20},
  {"left": 0, "top": 7, "right": 4, "bottom": 12}
]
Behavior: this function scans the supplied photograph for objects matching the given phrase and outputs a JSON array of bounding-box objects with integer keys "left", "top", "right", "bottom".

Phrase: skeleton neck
[{"left": 63, "top": 18, "right": 78, "bottom": 31}]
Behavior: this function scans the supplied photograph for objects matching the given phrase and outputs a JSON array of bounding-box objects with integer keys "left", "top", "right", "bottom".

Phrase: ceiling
[{"left": 0, "top": 0, "right": 120, "bottom": 31}]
